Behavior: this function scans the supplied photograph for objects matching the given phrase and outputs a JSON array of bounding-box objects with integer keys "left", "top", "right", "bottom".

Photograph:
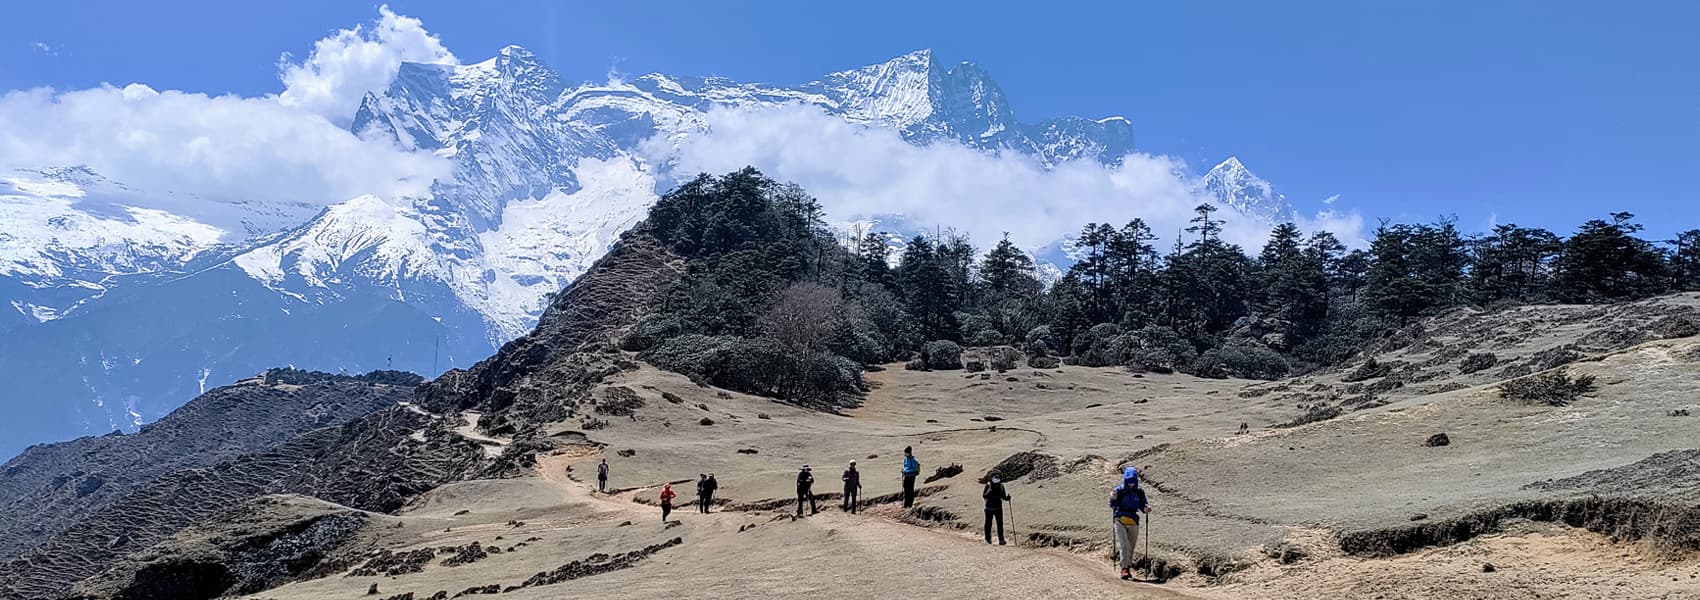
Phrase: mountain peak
[
  {"left": 1212, "top": 156, "right": 1248, "bottom": 173},
  {"left": 496, "top": 44, "right": 538, "bottom": 62},
  {"left": 1202, "top": 156, "right": 1293, "bottom": 223}
]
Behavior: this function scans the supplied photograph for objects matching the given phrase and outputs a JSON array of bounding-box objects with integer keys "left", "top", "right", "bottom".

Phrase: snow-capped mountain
[
  {"left": 0, "top": 47, "right": 1258, "bottom": 459},
  {"left": 1201, "top": 156, "right": 1294, "bottom": 224}
]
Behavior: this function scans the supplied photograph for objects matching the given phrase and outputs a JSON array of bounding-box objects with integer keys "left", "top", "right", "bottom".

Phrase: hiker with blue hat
[{"left": 1110, "top": 466, "right": 1152, "bottom": 580}]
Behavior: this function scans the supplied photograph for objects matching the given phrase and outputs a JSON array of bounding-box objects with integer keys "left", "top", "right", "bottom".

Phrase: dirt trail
[
  {"left": 454, "top": 410, "right": 510, "bottom": 458},
  {"left": 532, "top": 452, "right": 1194, "bottom": 599}
]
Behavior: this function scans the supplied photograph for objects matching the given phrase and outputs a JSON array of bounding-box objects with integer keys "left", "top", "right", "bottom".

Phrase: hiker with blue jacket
[
  {"left": 900, "top": 446, "right": 920, "bottom": 508},
  {"left": 1110, "top": 466, "right": 1152, "bottom": 580}
]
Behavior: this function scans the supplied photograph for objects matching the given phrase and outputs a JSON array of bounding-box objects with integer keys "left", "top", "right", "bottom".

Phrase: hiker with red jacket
[
  {"left": 659, "top": 483, "right": 677, "bottom": 523},
  {"left": 1110, "top": 466, "right": 1152, "bottom": 580}
]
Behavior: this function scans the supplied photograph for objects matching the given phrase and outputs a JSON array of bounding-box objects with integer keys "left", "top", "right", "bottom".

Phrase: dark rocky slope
[
  {"left": 0, "top": 230, "right": 682, "bottom": 599},
  {"left": 0, "top": 370, "right": 418, "bottom": 560}
]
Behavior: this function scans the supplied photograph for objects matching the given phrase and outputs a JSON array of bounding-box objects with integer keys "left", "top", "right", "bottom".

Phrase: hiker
[
  {"left": 982, "top": 475, "right": 1011, "bottom": 545},
  {"left": 696, "top": 474, "right": 710, "bottom": 514},
  {"left": 596, "top": 459, "right": 609, "bottom": 492},
  {"left": 659, "top": 483, "right": 677, "bottom": 523},
  {"left": 900, "top": 446, "right": 920, "bottom": 508},
  {"left": 1110, "top": 466, "right": 1151, "bottom": 580},
  {"left": 841, "top": 460, "right": 862, "bottom": 513},
  {"left": 796, "top": 465, "right": 818, "bottom": 516},
  {"left": 701, "top": 473, "right": 719, "bottom": 514}
]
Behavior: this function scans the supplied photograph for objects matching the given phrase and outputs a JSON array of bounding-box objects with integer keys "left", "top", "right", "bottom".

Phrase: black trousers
[
  {"left": 901, "top": 474, "right": 917, "bottom": 507},
  {"left": 797, "top": 490, "right": 816, "bottom": 515},
  {"left": 984, "top": 509, "right": 1005, "bottom": 544},
  {"left": 699, "top": 493, "right": 713, "bottom": 513},
  {"left": 661, "top": 501, "right": 672, "bottom": 522},
  {"left": 597, "top": 476, "right": 606, "bottom": 492},
  {"left": 842, "top": 487, "right": 859, "bottom": 513}
]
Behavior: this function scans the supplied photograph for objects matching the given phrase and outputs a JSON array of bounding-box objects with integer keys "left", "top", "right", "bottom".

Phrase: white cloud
[
  {"left": 0, "top": 84, "right": 449, "bottom": 233},
  {"left": 645, "top": 104, "right": 1364, "bottom": 253},
  {"left": 277, "top": 4, "right": 457, "bottom": 123},
  {"left": 0, "top": 7, "right": 454, "bottom": 236},
  {"left": 1322, "top": 193, "right": 1339, "bottom": 205},
  {"left": 30, "top": 42, "right": 60, "bottom": 56}
]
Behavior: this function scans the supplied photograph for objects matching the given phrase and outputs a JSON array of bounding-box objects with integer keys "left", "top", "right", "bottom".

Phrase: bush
[
  {"left": 1121, "top": 326, "right": 1197, "bottom": 373},
  {"left": 644, "top": 334, "right": 863, "bottom": 406},
  {"left": 1499, "top": 369, "right": 1597, "bottom": 406},
  {"left": 964, "top": 360, "right": 986, "bottom": 373},
  {"left": 1458, "top": 353, "right": 1497, "bottom": 375},
  {"left": 1070, "top": 323, "right": 1121, "bottom": 359},
  {"left": 1068, "top": 325, "right": 1196, "bottom": 372},
  {"left": 921, "top": 340, "right": 964, "bottom": 370},
  {"left": 1275, "top": 404, "right": 1342, "bottom": 428},
  {"left": 1193, "top": 341, "right": 1290, "bottom": 380},
  {"left": 621, "top": 314, "right": 686, "bottom": 351},
  {"left": 966, "top": 329, "right": 1007, "bottom": 347},
  {"left": 1342, "top": 358, "right": 1394, "bottom": 382},
  {"left": 985, "top": 346, "right": 1021, "bottom": 371},
  {"left": 1024, "top": 326, "right": 1062, "bottom": 357},
  {"left": 1027, "top": 355, "right": 1060, "bottom": 369}
]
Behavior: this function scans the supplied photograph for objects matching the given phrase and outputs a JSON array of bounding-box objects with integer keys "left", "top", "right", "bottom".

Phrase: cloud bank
[
  {"left": 277, "top": 4, "right": 458, "bottom": 123},
  {"left": 648, "top": 104, "right": 1365, "bottom": 252},
  {"left": 0, "top": 6, "right": 450, "bottom": 235}
]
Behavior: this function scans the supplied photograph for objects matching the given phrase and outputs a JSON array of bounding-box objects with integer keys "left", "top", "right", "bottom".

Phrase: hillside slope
[
  {"left": 142, "top": 298, "right": 1700, "bottom": 598},
  {"left": 0, "top": 370, "right": 418, "bottom": 560}
]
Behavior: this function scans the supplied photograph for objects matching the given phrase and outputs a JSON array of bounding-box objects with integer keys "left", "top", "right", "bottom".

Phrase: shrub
[
  {"left": 1024, "top": 326, "right": 1062, "bottom": 356},
  {"left": 1342, "top": 358, "right": 1393, "bottom": 382},
  {"left": 904, "top": 359, "right": 927, "bottom": 371},
  {"left": 621, "top": 314, "right": 686, "bottom": 351},
  {"left": 921, "top": 340, "right": 964, "bottom": 370},
  {"left": 1458, "top": 352, "right": 1497, "bottom": 375},
  {"left": 644, "top": 334, "right": 863, "bottom": 406},
  {"left": 1193, "top": 341, "right": 1290, "bottom": 380},
  {"left": 1276, "top": 404, "right": 1342, "bottom": 428},
  {"left": 1070, "top": 323, "right": 1121, "bottom": 360},
  {"left": 1121, "top": 326, "right": 1196, "bottom": 373},
  {"left": 1027, "top": 355, "right": 1061, "bottom": 369},
  {"left": 964, "top": 360, "right": 986, "bottom": 373},
  {"left": 966, "top": 329, "right": 1007, "bottom": 347},
  {"left": 1499, "top": 369, "right": 1597, "bottom": 406},
  {"left": 985, "top": 346, "right": 1021, "bottom": 371}
]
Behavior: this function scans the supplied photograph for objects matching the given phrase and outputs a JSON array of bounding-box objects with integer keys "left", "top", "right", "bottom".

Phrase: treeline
[{"left": 622, "top": 168, "right": 1700, "bottom": 405}]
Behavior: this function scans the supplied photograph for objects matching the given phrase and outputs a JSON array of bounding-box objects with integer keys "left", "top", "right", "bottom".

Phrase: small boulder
[
  {"left": 1482, "top": 563, "right": 1497, "bottom": 573},
  {"left": 1424, "top": 433, "right": 1451, "bottom": 447}
]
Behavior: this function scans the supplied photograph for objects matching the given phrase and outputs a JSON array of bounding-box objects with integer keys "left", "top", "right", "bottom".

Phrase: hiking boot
[{"left": 1120, "top": 568, "right": 1132, "bottom": 580}]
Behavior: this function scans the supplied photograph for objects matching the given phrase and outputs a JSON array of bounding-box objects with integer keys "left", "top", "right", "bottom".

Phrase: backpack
[{"left": 1112, "top": 483, "right": 1146, "bottom": 518}]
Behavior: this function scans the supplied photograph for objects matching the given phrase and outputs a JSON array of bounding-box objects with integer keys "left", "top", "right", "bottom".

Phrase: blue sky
[{"left": 5, "top": 0, "right": 1697, "bottom": 239}]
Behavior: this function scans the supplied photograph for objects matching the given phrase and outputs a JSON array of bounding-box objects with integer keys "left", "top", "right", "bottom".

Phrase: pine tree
[
  {"left": 857, "top": 231, "right": 893, "bottom": 289},
  {"left": 1669, "top": 230, "right": 1700, "bottom": 291},
  {"left": 1468, "top": 224, "right": 1561, "bottom": 303},
  {"left": 896, "top": 236, "right": 962, "bottom": 341},
  {"left": 1256, "top": 223, "right": 1330, "bottom": 337},
  {"left": 1554, "top": 213, "right": 1668, "bottom": 302},
  {"left": 981, "top": 234, "right": 1039, "bottom": 298},
  {"left": 1107, "top": 219, "right": 1161, "bottom": 327}
]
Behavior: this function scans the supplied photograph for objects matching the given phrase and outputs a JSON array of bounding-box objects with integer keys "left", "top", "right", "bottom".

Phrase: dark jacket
[
  {"left": 797, "top": 470, "right": 814, "bottom": 492},
  {"left": 983, "top": 481, "right": 1010, "bottom": 511},
  {"left": 842, "top": 467, "right": 861, "bottom": 489},
  {"left": 1111, "top": 483, "right": 1148, "bottom": 519},
  {"left": 596, "top": 463, "right": 608, "bottom": 478},
  {"left": 704, "top": 476, "right": 718, "bottom": 494}
]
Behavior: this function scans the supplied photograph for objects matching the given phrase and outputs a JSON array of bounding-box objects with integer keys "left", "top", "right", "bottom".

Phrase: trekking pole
[
  {"left": 1143, "top": 513, "right": 1152, "bottom": 565},
  {"left": 1006, "top": 498, "right": 1015, "bottom": 543}
]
